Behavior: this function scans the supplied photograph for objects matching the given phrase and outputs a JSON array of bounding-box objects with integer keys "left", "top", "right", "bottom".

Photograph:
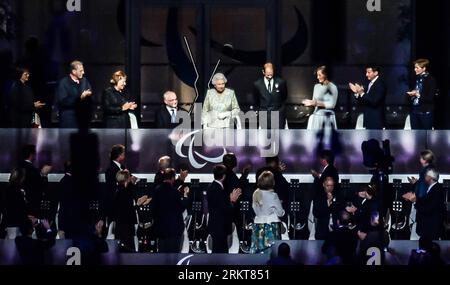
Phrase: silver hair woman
[{"left": 201, "top": 73, "right": 241, "bottom": 129}]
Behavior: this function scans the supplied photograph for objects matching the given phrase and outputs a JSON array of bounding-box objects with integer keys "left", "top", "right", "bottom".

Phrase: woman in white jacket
[{"left": 250, "top": 171, "right": 285, "bottom": 254}]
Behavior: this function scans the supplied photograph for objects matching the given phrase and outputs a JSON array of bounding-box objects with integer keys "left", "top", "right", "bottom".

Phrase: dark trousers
[
  {"left": 115, "top": 223, "right": 136, "bottom": 252},
  {"left": 157, "top": 235, "right": 183, "bottom": 253},
  {"left": 211, "top": 234, "right": 229, "bottom": 253},
  {"left": 411, "top": 111, "right": 433, "bottom": 130}
]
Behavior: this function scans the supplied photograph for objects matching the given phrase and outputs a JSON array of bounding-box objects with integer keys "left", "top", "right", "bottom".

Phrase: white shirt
[
  {"left": 253, "top": 190, "right": 285, "bottom": 224},
  {"left": 264, "top": 77, "right": 273, "bottom": 92},
  {"left": 166, "top": 106, "right": 177, "bottom": 117},
  {"left": 113, "top": 160, "right": 122, "bottom": 170}
]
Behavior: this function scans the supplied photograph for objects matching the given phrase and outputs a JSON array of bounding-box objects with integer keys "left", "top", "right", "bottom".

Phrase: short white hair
[
  {"left": 163, "top": 91, "right": 176, "bottom": 101},
  {"left": 211, "top": 73, "right": 227, "bottom": 86},
  {"left": 426, "top": 169, "right": 439, "bottom": 181}
]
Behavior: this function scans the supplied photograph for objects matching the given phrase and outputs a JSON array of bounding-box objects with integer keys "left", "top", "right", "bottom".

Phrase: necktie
[
  {"left": 367, "top": 81, "right": 374, "bottom": 94},
  {"left": 268, "top": 79, "right": 272, "bottom": 93},
  {"left": 171, "top": 109, "right": 176, "bottom": 123}
]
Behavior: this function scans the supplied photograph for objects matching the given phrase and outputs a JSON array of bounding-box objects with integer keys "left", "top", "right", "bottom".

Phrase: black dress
[
  {"left": 9, "top": 80, "right": 35, "bottom": 128},
  {"left": 102, "top": 87, "right": 131, "bottom": 128}
]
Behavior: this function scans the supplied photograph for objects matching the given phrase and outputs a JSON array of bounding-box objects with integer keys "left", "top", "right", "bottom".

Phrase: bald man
[{"left": 155, "top": 91, "right": 187, "bottom": 129}]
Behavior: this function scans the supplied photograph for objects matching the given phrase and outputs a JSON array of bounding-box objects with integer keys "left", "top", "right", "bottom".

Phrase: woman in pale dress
[
  {"left": 201, "top": 73, "right": 241, "bottom": 129},
  {"left": 303, "top": 66, "right": 338, "bottom": 130}
]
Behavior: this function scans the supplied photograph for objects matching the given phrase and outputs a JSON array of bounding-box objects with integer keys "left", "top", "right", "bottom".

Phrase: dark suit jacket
[
  {"left": 415, "top": 183, "right": 445, "bottom": 239},
  {"left": 56, "top": 76, "right": 92, "bottom": 128},
  {"left": 155, "top": 105, "right": 187, "bottom": 129},
  {"left": 102, "top": 161, "right": 122, "bottom": 220},
  {"left": 313, "top": 191, "right": 343, "bottom": 240},
  {"left": 113, "top": 184, "right": 137, "bottom": 225},
  {"left": 2, "top": 185, "right": 28, "bottom": 227},
  {"left": 152, "top": 182, "right": 188, "bottom": 238},
  {"left": 102, "top": 87, "right": 131, "bottom": 128},
  {"left": 19, "top": 160, "right": 47, "bottom": 216},
  {"left": 9, "top": 81, "right": 35, "bottom": 128},
  {"left": 207, "top": 181, "right": 234, "bottom": 237},
  {"left": 357, "top": 78, "right": 386, "bottom": 129},
  {"left": 15, "top": 231, "right": 55, "bottom": 265},
  {"left": 409, "top": 73, "right": 437, "bottom": 113},
  {"left": 253, "top": 77, "right": 288, "bottom": 128}
]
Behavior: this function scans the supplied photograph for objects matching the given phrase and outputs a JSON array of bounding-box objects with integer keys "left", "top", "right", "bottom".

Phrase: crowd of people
[
  {"left": 0, "top": 144, "right": 447, "bottom": 265},
  {"left": 5, "top": 59, "right": 438, "bottom": 130}
]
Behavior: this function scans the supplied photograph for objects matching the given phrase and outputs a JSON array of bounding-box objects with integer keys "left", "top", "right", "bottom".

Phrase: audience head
[
  {"left": 15, "top": 66, "right": 30, "bottom": 82},
  {"left": 277, "top": 242, "right": 291, "bottom": 259},
  {"left": 70, "top": 60, "right": 85, "bottom": 80},
  {"left": 319, "top": 150, "right": 335, "bottom": 166},
  {"left": 425, "top": 168, "right": 439, "bottom": 185},
  {"left": 418, "top": 237, "right": 433, "bottom": 251},
  {"left": 21, "top": 144, "right": 36, "bottom": 162},
  {"left": 358, "top": 185, "right": 376, "bottom": 199},
  {"left": 315, "top": 65, "right": 329, "bottom": 84},
  {"left": 162, "top": 168, "right": 176, "bottom": 184},
  {"left": 337, "top": 210, "right": 352, "bottom": 227},
  {"left": 365, "top": 65, "right": 380, "bottom": 81},
  {"left": 257, "top": 171, "right": 275, "bottom": 190},
  {"left": 211, "top": 73, "right": 227, "bottom": 93},
  {"left": 158, "top": 156, "right": 171, "bottom": 171},
  {"left": 116, "top": 169, "right": 131, "bottom": 186},
  {"left": 223, "top": 153, "right": 237, "bottom": 170},
  {"left": 213, "top": 164, "right": 227, "bottom": 181},
  {"left": 322, "top": 177, "right": 335, "bottom": 193},
  {"left": 19, "top": 217, "right": 35, "bottom": 237},
  {"left": 265, "top": 156, "right": 280, "bottom": 169},
  {"left": 263, "top": 62, "right": 274, "bottom": 80},
  {"left": 110, "top": 144, "right": 126, "bottom": 163},
  {"left": 163, "top": 91, "right": 178, "bottom": 108},
  {"left": 110, "top": 70, "right": 127, "bottom": 92},
  {"left": 420, "top": 150, "right": 435, "bottom": 167},
  {"left": 414, "top": 59, "right": 430, "bottom": 75}
]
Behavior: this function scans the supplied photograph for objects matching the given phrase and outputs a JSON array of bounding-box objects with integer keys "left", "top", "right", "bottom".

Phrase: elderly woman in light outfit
[{"left": 201, "top": 73, "right": 241, "bottom": 129}]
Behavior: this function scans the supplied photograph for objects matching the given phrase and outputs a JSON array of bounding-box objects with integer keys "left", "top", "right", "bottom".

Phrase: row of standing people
[{"left": 6, "top": 59, "right": 437, "bottom": 130}]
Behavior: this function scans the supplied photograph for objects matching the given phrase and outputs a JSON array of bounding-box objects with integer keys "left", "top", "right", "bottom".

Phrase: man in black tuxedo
[
  {"left": 19, "top": 145, "right": 51, "bottom": 217},
  {"left": 207, "top": 164, "right": 241, "bottom": 253},
  {"left": 403, "top": 169, "right": 445, "bottom": 240},
  {"left": 313, "top": 177, "right": 343, "bottom": 240},
  {"left": 349, "top": 65, "right": 387, "bottom": 130},
  {"left": 155, "top": 91, "right": 187, "bottom": 129},
  {"left": 253, "top": 63, "right": 288, "bottom": 129},
  {"left": 311, "top": 150, "right": 340, "bottom": 197},
  {"left": 152, "top": 168, "right": 190, "bottom": 253},
  {"left": 102, "top": 144, "right": 126, "bottom": 226}
]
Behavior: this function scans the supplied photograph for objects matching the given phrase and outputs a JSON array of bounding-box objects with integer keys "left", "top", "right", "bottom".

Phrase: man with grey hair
[
  {"left": 155, "top": 91, "right": 187, "bottom": 129},
  {"left": 202, "top": 73, "right": 241, "bottom": 129},
  {"left": 56, "top": 60, "right": 93, "bottom": 128},
  {"left": 403, "top": 168, "right": 445, "bottom": 240}
]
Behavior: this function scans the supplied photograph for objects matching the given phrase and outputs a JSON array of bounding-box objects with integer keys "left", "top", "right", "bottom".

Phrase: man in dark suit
[
  {"left": 152, "top": 168, "right": 190, "bottom": 253},
  {"left": 222, "top": 153, "right": 251, "bottom": 246},
  {"left": 102, "top": 144, "right": 126, "bottom": 226},
  {"left": 207, "top": 164, "right": 241, "bottom": 253},
  {"left": 253, "top": 62, "right": 288, "bottom": 129},
  {"left": 56, "top": 61, "right": 93, "bottom": 128},
  {"left": 313, "top": 177, "right": 343, "bottom": 240},
  {"left": 155, "top": 91, "right": 187, "bottom": 129},
  {"left": 311, "top": 150, "right": 339, "bottom": 188},
  {"left": 403, "top": 169, "right": 445, "bottom": 240},
  {"left": 349, "top": 65, "right": 387, "bottom": 129},
  {"left": 19, "top": 145, "right": 51, "bottom": 217}
]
